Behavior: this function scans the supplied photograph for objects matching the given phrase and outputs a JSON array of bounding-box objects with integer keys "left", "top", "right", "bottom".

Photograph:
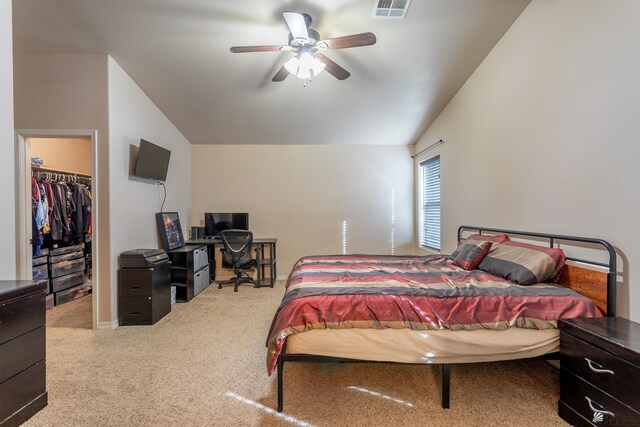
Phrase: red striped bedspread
[{"left": 266, "top": 254, "right": 601, "bottom": 375}]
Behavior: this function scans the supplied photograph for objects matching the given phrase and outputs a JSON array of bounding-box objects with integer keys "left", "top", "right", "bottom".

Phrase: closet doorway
[{"left": 16, "top": 129, "right": 100, "bottom": 330}]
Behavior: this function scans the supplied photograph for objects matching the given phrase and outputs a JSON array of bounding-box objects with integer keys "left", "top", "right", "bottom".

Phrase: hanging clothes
[
  {"left": 70, "top": 183, "right": 91, "bottom": 243},
  {"left": 32, "top": 171, "right": 92, "bottom": 248}
]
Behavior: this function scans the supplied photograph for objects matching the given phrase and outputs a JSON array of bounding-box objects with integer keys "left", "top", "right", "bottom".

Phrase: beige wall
[
  {"left": 414, "top": 0, "right": 640, "bottom": 320},
  {"left": 30, "top": 137, "right": 92, "bottom": 175},
  {"left": 192, "top": 145, "right": 414, "bottom": 276},
  {"left": 107, "top": 57, "right": 192, "bottom": 322},
  {"left": 14, "top": 54, "right": 193, "bottom": 327},
  {"left": 0, "top": 1, "right": 15, "bottom": 279},
  {"left": 14, "top": 52, "right": 111, "bottom": 324}
]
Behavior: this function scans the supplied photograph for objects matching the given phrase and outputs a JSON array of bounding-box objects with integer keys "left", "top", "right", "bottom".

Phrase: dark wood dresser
[
  {"left": 0, "top": 280, "right": 48, "bottom": 426},
  {"left": 559, "top": 317, "right": 640, "bottom": 426}
]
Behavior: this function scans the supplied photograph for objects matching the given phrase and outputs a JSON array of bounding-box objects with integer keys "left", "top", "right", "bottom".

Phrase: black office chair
[{"left": 218, "top": 229, "right": 258, "bottom": 292}]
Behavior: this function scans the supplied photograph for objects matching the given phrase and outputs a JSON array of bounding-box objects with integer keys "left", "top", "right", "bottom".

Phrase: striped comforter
[{"left": 266, "top": 254, "right": 601, "bottom": 375}]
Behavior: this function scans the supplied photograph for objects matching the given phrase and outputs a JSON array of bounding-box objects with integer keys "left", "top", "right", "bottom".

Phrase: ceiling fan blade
[
  {"left": 316, "top": 54, "right": 350, "bottom": 80},
  {"left": 230, "top": 45, "right": 286, "bottom": 53},
  {"left": 320, "top": 32, "right": 377, "bottom": 50},
  {"left": 272, "top": 65, "right": 289, "bottom": 82},
  {"left": 283, "top": 11, "right": 309, "bottom": 40}
]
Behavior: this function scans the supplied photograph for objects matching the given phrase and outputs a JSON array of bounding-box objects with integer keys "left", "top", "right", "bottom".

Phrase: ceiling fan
[{"left": 230, "top": 11, "right": 377, "bottom": 82}]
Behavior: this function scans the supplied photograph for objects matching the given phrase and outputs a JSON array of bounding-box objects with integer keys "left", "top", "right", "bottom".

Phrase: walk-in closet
[{"left": 29, "top": 137, "right": 93, "bottom": 327}]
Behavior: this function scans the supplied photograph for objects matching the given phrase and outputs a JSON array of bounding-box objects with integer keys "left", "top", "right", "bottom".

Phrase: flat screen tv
[
  {"left": 204, "top": 213, "right": 249, "bottom": 237},
  {"left": 156, "top": 212, "right": 185, "bottom": 250},
  {"left": 135, "top": 139, "right": 171, "bottom": 182}
]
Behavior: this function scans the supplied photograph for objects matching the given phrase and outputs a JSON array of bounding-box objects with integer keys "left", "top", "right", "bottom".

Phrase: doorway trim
[{"left": 16, "top": 129, "right": 100, "bottom": 330}]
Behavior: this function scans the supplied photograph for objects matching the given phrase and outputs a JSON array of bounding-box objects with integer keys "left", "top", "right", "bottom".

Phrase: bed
[{"left": 266, "top": 226, "right": 617, "bottom": 411}]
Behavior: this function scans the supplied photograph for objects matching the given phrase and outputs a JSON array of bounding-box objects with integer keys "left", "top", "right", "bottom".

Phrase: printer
[{"left": 119, "top": 249, "right": 169, "bottom": 269}]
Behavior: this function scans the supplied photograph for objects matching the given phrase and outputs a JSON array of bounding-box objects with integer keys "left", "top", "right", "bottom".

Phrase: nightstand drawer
[
  {"left": 560, "top": 369, "right": 640, "bottom": 427},
  {"left": 561, "top": 332, "right": 640, "bottom": 409}
]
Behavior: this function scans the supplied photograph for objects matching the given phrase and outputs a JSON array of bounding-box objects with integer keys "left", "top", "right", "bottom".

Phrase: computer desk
[{"left": 186, "top": 238, "right": 277, "bottom": 288}]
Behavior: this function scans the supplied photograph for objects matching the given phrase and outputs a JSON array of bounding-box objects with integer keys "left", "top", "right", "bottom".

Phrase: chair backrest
[{"left": 221, "top": 229, "right": 254, "bottom": 268}]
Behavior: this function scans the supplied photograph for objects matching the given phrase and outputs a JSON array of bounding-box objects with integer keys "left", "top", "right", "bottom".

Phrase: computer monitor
[
  {"left": 204, "top": 213, "right": 249, "bottom": 237},
  {"left": 156, "top": 212, "right": 185, "bottom": 250}
]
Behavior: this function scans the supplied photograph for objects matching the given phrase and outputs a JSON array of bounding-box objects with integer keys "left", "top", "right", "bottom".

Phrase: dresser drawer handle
[
  {"left": 585, "top": 396, "right": 615, "bottom": 419},
  {"left": 585, "top": 358, "right": 614, "bottom": 374}
]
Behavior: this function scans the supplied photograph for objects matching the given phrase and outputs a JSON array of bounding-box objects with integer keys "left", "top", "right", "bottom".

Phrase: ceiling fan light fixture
[{"left": 284, "top": 53, "right": 325, "bottom": 79}]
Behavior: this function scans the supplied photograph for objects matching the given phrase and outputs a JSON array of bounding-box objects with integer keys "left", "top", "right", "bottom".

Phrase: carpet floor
[{"left": 26, "top": 282, "right": 569, "bottom": 427}]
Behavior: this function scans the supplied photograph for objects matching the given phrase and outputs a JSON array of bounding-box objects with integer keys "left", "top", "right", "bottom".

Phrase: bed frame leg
[
  {"left": 441, "top": 364, "right": 450, "bottom": 409},
  {"left": 277, "top": 355, "right": 284, "bottom": 413}
]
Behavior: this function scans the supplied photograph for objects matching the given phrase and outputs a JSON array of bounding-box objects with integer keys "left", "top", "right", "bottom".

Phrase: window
[{"left": 419, "top": 155, "right": 441, "bottom": 250}]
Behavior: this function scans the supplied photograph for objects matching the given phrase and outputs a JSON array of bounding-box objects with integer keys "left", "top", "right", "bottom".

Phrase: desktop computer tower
[
  {"left": 191, "top": 226, "right": 205, "bottom": 240},
  {"left": 204, "top": 213, "right": 216, "bottom": 237}
]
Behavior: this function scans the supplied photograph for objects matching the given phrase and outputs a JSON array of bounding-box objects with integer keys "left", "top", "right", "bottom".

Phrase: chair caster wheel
[
  {"left": 218, "top": 284, "right": 222, "bottom": 289},
  {"left": 234, "top": 288, "right": 239, "bottom": 292}
]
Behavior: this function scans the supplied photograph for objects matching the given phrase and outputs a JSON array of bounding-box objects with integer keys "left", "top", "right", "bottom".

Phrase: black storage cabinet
[
  {"left": 118, "top": 249, "right": 171, "bottom": 325},
  {"left": 0, "top": 280, "right": 48, "bottom": 426}
]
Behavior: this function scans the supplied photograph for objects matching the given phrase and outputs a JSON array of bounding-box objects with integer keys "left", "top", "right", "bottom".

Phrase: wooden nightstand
[{"left": 559, "top": 317, "right": 640, "bottom": 426}]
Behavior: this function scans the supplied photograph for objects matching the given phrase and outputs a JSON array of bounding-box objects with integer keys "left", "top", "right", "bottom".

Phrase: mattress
[
  {"left": 286, "top": 327, "right": 559, "bottom": 364},
  {"left": 267, "top": 254, "right": 600, "bottom": 374}
]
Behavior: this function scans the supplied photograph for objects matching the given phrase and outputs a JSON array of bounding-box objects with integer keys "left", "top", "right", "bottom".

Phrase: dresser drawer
[
  {"left": 0, "top": 326, "right": 45, "bottom": 383},
  {"left": 0, "top": 292, "right": 45, "bottom": 345},
  {"left": 119, "top": 296, "right": 153, "bottom": 325},
  {"left": 55, "top": 283, "right": 90, "bottom": 306},
  {"left": 193, "top": 265, "right": 210, "bottom": 296},
  {"left": 193, "top": 247, "right": 208, "bottom": 271},
  {"left": 119, "top": 268, "right": 156, "bottom": 296},
  {"left": 32, "top": 264, "right": 48, "bottom": 281},
  {"left": 49, "top": 257, "right": 85, "bottom": 279},
  {"left": 51, "top": 271, "right": 84, "bottom": 293},
  {"left": 49, "top": 250, "right": 83, "bottom": 263},
  {"left": 0, "top": 361, "right": 46, "bottom": 423},
  {"left": 32, "top": 255, "right": 48, "bottom": 267},
  {"left": 561, "top": 331, "right": 640, "bottom": 410},
  {"left": 560, "top": 369, "right": 640, "bottom": 427}
]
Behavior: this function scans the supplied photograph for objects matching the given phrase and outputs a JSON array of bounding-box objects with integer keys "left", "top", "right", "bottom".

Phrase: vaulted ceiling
[{"left": 12, "top": 0, "right": 530, "bottom": 145}]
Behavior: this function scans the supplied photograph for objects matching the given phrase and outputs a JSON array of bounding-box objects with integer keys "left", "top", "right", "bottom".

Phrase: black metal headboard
[{"left": 457, "top": 225, "right": 617, "bottom": 316}]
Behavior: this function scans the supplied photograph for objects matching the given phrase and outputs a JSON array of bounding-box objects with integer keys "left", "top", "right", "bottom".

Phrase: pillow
[
  {"left": 451, "top": 233, "right": 509, "bottom": 258},
  {"left": 451, "top": 239, "right": 493, "bottom": 270},
  {"left": 465, "top": 233, "right": 510, "bottom": 244},
  {"left": 477, "top": 241, "right": 566, "bottom": 285}
]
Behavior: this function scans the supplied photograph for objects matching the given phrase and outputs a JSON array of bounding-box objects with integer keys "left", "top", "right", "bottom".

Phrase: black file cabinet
[
  {"left": 118, "top": 249, "right": 171, "bottom": 325},
  {"left": 559, "top": 317, "right": 640, "bottom": 426}
]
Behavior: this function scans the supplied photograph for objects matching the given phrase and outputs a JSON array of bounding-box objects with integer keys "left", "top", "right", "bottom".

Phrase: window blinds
[{"left": 419, "top": 156, "right": 441, "bottom": 250}]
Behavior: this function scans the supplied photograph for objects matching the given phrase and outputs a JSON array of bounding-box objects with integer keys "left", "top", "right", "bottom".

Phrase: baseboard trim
[
  {"left": 97, "top": 320, "right": 119, "bottom": 330},
  {"left": 276, "top": 275, "right": 287, "bottom": 281}
]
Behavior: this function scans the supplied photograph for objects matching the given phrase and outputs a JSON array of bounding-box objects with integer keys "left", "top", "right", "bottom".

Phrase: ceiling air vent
[{"left": 372, "top": 0, "right": 411, "bottom": 19}]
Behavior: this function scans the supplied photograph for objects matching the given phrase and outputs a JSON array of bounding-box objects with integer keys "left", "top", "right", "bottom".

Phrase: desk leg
[
  {"left": 208, "top": 243, "right": 216, "bottom": 282},
  {"left": 272, "top": 243, "right": 277, "bottom": 279},
  {"left": 277, "top": 354, "right": 284, "bottom": 412},
  {"left": 271, "top": 243, "right": 276, "bottom": 287},
  {"left": 255, "top": 245, "right": 262, "bottom": 287}
]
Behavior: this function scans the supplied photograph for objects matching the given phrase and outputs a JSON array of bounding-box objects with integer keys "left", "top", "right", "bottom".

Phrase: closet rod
[
  {"left": 411, "top": 139, "right": 443, "bottom": 159},
  {"left": 32, "top": 165, "right": 91, "bottom": 178}
]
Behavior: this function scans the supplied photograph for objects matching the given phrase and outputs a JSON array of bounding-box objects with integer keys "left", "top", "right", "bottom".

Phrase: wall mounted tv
[
  {"left": 134, "top": 139, "right": 171, "bottom": 182},
  {"left": 205, "top": 213, "right": 249, "bottom": 237}
]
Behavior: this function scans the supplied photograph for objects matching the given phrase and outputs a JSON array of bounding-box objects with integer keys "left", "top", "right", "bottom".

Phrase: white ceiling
[{"left": 12, "top": 0, "right": 530, "bottom": 145}]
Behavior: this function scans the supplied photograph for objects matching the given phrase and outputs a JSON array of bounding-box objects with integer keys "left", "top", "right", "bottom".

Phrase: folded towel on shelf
[{"left": 31, "top": 157, "right": 45, "bottom": 166}]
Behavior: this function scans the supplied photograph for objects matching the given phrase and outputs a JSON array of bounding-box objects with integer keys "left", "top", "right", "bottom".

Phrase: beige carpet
[{"left": 26, "top": 283, "right": 569, "bottom": 427}]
